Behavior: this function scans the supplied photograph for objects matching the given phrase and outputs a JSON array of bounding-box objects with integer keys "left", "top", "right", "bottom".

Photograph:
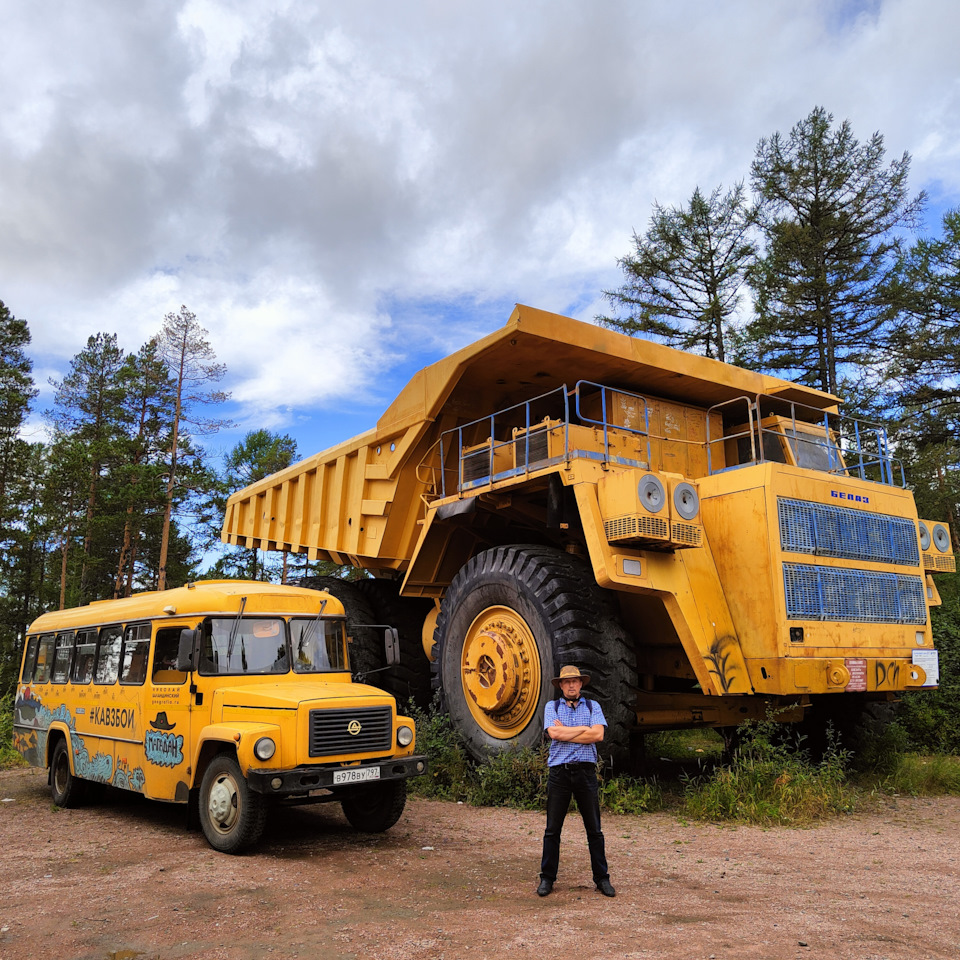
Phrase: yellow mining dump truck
[{"left": 222, "top": 305, "right": 952, "bottom": 767}]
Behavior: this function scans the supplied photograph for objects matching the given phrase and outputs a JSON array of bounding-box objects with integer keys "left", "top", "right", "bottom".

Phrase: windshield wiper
[{"left": 226, "top": 596, "right": 248, "bottom": 665}]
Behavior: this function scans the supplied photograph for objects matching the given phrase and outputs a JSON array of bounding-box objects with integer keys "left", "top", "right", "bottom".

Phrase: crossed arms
[{"left": 547, "top": 717, "right": 604, "bottom": 744}]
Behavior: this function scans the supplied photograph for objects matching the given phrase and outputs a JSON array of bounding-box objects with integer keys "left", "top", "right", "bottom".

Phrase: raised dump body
[{"left": 223, "top": 305, "right": 952, "bottom": 765}]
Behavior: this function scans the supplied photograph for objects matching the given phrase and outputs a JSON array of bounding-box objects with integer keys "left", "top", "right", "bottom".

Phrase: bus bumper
[{"left": 246, "top": 754, "right": 428, "bottom": 797}]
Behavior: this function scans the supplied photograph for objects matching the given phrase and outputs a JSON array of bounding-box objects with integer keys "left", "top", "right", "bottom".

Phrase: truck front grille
[
  {"left": 309, "top": 706, "right": 392, "bottom": 757},
  {"left": 779, "top": 498, "right": 919, "bottom": 566},
  {"left": 783, "top": 563, "right": 926, "bottom": 623}
]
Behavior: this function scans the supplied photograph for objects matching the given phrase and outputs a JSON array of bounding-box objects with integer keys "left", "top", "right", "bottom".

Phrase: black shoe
[
  {"left": 596, "top": 878, "right": 616, "bottom": 897},
  {"left": 537, "top": 878, "right": 553, "bottom": 897}
]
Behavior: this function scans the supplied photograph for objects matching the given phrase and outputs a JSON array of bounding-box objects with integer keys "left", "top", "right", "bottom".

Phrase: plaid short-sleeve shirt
[{"left": 544, "top": 697, "right": 607, "bottom": 766}]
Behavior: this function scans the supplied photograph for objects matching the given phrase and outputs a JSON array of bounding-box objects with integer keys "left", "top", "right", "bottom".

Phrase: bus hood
[{"left": 212, "top": 680, "right": 396, "bottom": 712}]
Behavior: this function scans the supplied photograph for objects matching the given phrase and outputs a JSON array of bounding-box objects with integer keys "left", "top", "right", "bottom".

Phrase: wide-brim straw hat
[{"left": 551, "top": 664, "right": 591, "bottom": 688}]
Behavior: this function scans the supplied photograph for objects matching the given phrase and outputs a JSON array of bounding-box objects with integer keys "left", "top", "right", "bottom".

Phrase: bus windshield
[
  {"left": 201, "top": 617, "right": 289, "bottom": 675},
  {"left": 290, "top": 618, "right": 349, "bottom": 673}
]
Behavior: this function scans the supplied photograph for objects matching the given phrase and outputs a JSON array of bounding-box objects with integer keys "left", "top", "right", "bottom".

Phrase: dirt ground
[{"left": 1, "top": 766, "right": 958, "bottom": 960}]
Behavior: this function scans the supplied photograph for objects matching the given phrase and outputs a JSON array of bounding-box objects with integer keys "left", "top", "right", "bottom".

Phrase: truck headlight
[
  {"left": 933, "top": 523, "right": 951, "bottom": 553},
  {"left": 254, "top": 737, "right": 276, "bottom": 761},
  {"left": 397, "top": 725, "right": 414, "bottom": 747}
]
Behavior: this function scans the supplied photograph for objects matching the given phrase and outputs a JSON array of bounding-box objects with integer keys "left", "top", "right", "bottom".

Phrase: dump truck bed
[{"left": 221, "top": 304, "right": 836, "bottom": 569}]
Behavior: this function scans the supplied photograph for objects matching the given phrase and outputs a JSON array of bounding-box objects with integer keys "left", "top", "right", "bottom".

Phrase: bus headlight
[
  {"left": 254, "top": 737, "right": 276, "bottom": 761},
  {"left": 396, "top": 725, "right": 414, "bottom": 747}
]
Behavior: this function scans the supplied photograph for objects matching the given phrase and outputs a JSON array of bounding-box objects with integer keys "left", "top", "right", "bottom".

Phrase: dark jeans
[{"left": 540, "top": 762, "right": 609, "bottom": 884}]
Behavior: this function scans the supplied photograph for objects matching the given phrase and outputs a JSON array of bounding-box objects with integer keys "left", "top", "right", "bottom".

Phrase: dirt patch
[{"left": 1, "top": 765, "right": 958, "bottom": 960}]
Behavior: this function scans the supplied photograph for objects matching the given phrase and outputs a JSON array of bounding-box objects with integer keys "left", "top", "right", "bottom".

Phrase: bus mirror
[
  {"left": 352, "top": 623, "right": 401, "bottom": 668},
  {"left": 176, "top": 628, "right": 197, "bottom": 672},
  {"left": 385, "top": 627, "right": 400, "bottom": 666}
]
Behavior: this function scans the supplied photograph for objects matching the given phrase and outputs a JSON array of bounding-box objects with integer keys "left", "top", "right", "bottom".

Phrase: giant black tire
[
  {"left": 433, "top": 545, "right": 637, "bottom": 768},
  {"left": 198, "top": 753, "right": 266, "bottom": 854},
  {"left": 341, "top": 779, "right": 407, "bottom": 832},
  {"left": 354, "top": 578, "right": 434, "bottom": 708},
  {"left": 297, "top": 576, "right": 383, "bottom": 684},
  {"left": 792, "top": 695, "right": 901, "bottom": 767},
  {"left": 50, "top": 738, "right": 87, "bottom": 808}
]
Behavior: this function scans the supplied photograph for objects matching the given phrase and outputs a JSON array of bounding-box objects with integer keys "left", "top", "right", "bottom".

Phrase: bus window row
[
  {"left": 20, "top": 623, "right": 185, "bottom": 687},
  {"left": 20, "top": 616, "right": 349, "bottom": 686}
]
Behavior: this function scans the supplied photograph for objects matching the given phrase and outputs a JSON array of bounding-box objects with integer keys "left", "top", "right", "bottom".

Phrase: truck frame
[{"left": 222, "top": 305, "right": 952, "bottom": 767}]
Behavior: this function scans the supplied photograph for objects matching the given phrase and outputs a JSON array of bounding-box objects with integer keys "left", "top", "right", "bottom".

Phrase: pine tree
[
  {"left": 155, "top": 306, "right": 231, "bottom": 590},
  {"left": 887, "top": 208, "right": 960, "bottom": 542},
  {"left": 0, "top": 300, "right": 37, "bottom": 542},
  {"left": 600, "top": 184, "right": 756, "bottom": 361},
  {"left": 112, "top": 339, "right": 177, "bottom": 596},
  {"left": 204, "top": 430, "right": 299, "bottom": 581},
  {"left": 0, "top": 301, "right": 38, "bottom": 694},
  {"left": 747, "top": 106, "right": 925, "bottom": 396},
  {"left": 46, "top": 333, "right": 128, "bottom": 604}
]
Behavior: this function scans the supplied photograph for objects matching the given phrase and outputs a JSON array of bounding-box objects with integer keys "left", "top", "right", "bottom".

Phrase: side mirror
[
  {"left": 176, "top": 628, "right": 197, "bottom": 672},
  {"left": 384, "top": 627, "right": 400, "bottom": 667}
]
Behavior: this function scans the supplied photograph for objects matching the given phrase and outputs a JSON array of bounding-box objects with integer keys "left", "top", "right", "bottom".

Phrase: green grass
[{"left": 871, "top": 752, "right": 960, "bottom": 796}]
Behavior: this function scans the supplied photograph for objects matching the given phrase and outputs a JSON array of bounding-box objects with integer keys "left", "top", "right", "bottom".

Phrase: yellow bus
[{"left": 13, "top": 580, "right": 426, "bottom": 853}]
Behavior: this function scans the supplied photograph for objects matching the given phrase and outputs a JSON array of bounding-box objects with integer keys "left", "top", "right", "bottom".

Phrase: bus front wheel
[
  {"left": 50, "top": 738, "right": 87, "bottom": 808},
  {"left": 199, "top": 754, "right": 266, "bottom": 854}
]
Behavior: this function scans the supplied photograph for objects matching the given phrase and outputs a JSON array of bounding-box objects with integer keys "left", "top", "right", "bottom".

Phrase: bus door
[{"left": 143, "top": 623, "right": 194, "bottom": 801}]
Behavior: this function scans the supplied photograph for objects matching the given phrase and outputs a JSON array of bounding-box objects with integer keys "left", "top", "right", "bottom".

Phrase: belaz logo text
[{"left": 831, "top": 490, "right": 869, "bottom": 505}]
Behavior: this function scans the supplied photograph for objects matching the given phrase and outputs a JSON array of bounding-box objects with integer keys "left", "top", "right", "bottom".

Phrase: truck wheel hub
[{"left": 461, "top": 605, "right": 542, "bottom": 737}]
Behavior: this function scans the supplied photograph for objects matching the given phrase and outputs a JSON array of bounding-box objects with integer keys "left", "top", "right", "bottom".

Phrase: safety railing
[{"left": 706, "top": 394, "right": 905, "bottom": 486}]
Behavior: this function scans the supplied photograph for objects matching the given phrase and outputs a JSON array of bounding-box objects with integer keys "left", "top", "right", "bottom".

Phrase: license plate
[{"left": 333, "top": 766, "right": 381, "bottom": 785}]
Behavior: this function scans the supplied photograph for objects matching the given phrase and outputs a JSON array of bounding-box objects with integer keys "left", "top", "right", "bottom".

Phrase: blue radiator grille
[
  {"left": 779, "top": 498, "right": 919, "bottom": 566},
  {"left": 783, "top": 563, "right": 927, "bottom": 623}
]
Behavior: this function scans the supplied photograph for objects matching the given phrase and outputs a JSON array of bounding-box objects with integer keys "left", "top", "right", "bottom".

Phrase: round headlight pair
[
  {"left": 638, "top": 475, "right": 699, "bottom": 521},
  {"left": 254, "top": 737, "right": 276, "bottom": 761},
  {"left": 396, "top": 725, "right": 414, "bottom": 747},
  {"left": 919, "top": 521, "right": 951, "bottom": 554}
]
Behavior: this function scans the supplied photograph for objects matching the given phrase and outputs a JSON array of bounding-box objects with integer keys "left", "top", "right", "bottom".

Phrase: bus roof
[{"left": 26, "top": 580, "right": 344, "bottom": 634}]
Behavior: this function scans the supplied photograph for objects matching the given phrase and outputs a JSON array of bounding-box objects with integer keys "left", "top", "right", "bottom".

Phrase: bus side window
[
  {"left": 71, "top": 630, "right": 97, "bottom": 684},
  {"left": 120, "top": 623, "right": 151, "bottom": 685},
  {"left": 33, "top": 634, "right": 56, "bottom": 683},
  {"left": 152, "top": 627, "right": 187, "bottom": 684},
  {"left": 21, "top": 635, "right": 40, "bottom": 682},
  {"left": 52, "top": 632, "right": 75, "bottom": 683},
  {"left": 94, "top": 625, "right": 123, "bottom": 685}
]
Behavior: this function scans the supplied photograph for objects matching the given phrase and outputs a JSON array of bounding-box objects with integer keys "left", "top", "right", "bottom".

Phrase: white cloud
[{"left": 2, "top": 0, "right": 959, "bottom": 456}]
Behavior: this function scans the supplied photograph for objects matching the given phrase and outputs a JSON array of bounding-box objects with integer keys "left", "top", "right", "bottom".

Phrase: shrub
[
  {"left": 680, "top": 719, "right": 857, "bottom": 824},
  {"left": 0, "top": 693, "right": 25, "bottom": 769}
]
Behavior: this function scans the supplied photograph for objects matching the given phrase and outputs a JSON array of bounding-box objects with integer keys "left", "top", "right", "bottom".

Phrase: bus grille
[
  {"left": 308, "top": 706, "right": 392, "bottom": 757},
  {"left": 783, "top": 564, "right": 926, "bottom": 623},
  {"left": 779, "top": 498, "right": 919, "bottom": 566}
]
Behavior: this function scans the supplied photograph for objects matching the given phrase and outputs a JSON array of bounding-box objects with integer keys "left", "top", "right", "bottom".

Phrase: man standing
[{"left": 537, "top": 664, "right": 616, "bottom": 898}]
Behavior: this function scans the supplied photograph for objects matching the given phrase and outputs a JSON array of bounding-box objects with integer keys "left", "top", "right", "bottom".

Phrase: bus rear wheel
[
  {"left": 199, "top": 754, "right": 266, "bottom": 854},
  {"left": 50, "top": 738, "right": 87, "bottom": 808}
]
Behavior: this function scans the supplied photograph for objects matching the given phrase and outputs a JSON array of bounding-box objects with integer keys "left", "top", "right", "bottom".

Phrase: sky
[{"left": 3, "top": 0, "right": 960, "bottom": 469}]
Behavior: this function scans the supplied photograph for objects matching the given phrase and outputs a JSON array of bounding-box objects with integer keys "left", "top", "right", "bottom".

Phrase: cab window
[
  {"left": 290, "top": 618, "right": 349, "bottom": 673},
  {"left": 786, "top": 428, "right": 840, "bottom": 471},
  {"left": 199, "top": 618, "right": 288, "bottom": 675}
]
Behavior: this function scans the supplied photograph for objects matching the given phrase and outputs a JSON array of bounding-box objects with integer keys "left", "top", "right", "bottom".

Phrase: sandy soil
[{"left": 0, "top": 765, "right": 958, "bottom": 960}]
